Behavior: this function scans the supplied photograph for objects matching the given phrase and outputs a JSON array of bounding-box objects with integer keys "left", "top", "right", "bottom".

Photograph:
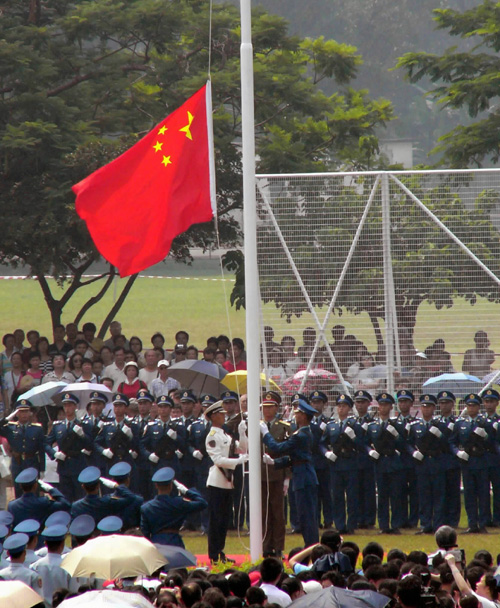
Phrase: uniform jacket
[{"left": 0, "top": 420, "right": 45, "bottom": 471}]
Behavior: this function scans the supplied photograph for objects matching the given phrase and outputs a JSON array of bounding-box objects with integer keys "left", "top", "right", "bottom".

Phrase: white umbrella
[
  {"left": 53, "top": 382, "right": 112, "bottom": 412},
  {"left": 0, "top": 581, "right": 44, "bottom": 608},
  {"left": 61, "top": 535, "right": 167, "bottom": 579},
  {"left": 59, "top": 589, "right": 154, "bottom": 608},
  {"left": 19, "top": 381, "right": 68, "bottom": 407}
]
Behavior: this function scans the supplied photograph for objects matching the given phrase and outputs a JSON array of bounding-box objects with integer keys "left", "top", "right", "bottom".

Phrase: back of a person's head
[
  {"left": 407, "top": 550, "right": 428, "bottom": 567},
  {"left": 202, "top": 587, "right": 227, "bottom": 608},
  {"left": 311, "top": 543, "right": 332, "bottom": 563},
  {"left": 287, "top": 546, "right": 305, "bottom": 564},
  {"left": 346, "top": 573, "right": 365, "bottom": 589},
  {"left": 460, "top": 595, "right": 480, "bottom": 608},
  {"left": 260, "top": 557, "right": 283, "bottom": 584},
  {"left": 245, "top": 586, "right": 266, "bottom": 606},
  {"left": 397, "top": 574, "right": 421, "bottom": 608},
  {"left": 378, "top": 579, "right": 398, "bottom": 597},
  {"left": 399, "top": 561, "right": 417, "bottom": 577},
  {"left": 226, "top": 598, "right": 244, "bottom": 608},
  {"left": 436, "top": 591, "right": 455, "bottom": 608},
  {"left": 435, "top": 525, "right": 457, "bottom": 550},
  {"left": 340, "top": 546, "right": 358, "bottom": 570},
  {"left": 227, "top": 571, "right": 250, "bottom": 599},
  {"left": 351, "top": 580, "right": 377, "bottom": 591},
  {"left": 387, "top": 548, "right": 407, "bottom": 562},
  {"left": 474, "top": 550, "right": 493, "bottom": 567},
  {"left": 362, "top": 554, "right": 382, "bottom": 571},
  {"left": 320, "top": 530, "right": 342, "bottom": 551},
  {"left": 438, "top": 563, "right": 454, "bottom": 585},
  {"left": 385, "top": 559, "right": 403, "bottom": 580},
  {"left": 320, "top": 570, "right": 346, "bottom": 588},
  {"left": 280, "top": 577, "right": 303, "bottom": 599},
  {"left": 181, "top": 582, "right": 203, "bottom": 608},
  {"left": 364, "top": 565, "right": 386, "bottom": 584},
  {"left": 362, "top": 541, "right": 384, "bottom": 560}
]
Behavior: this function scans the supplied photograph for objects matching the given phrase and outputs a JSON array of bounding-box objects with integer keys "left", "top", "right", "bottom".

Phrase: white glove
[
  {"left": 98, "top": 420, "right": 105, "bottom": 429},
  {"left": 173, "top": 480, "right": 188, "bottom": 495},
  {"left": 6, "top": 410, "right": 18, "bottom": 421},
  {"left": 175, "top": 450, "right": 183, "bottom": 459},
  {"left": 429, "top": 426, "right": 442, "bottom": 438},
  {"left": 320, "top": 421, "right": 327, "bottom": 431},
  {"left": 369, "top": 449, "right": 380, "bottom": 460},
  {"left": 283, "top": 478, "right": 290, "bottom": 496},
  {"left": 149, "top": 453, "right": 160, "bottom": 463},
  {"left": 102, "top": 448, "right": 114, "bottom": 459},
  {"left": 72, "top": 424, "right": 84, "bottom": 437},
  {"left": 344, "top": 426, "right": 355, "bottom": 439},
  {"left": 457, "top": 450, "right": 469, "bottom": 461},
  {"left": 238, "top": 453, "right": 249, "bottom": 464},
  {"left": 263, "top": 453, "right": 275, "bottom": 465},
  {"left": 54, "top": 451, "right": 66, "bottom": 461},
  {"left": 238, "top": 419, "right": 247, "bottom": 435},
  {"left": 386, "top": 424, "right": 398, "bottom": 437},
  {"left": 325, "top": 451, "right": 337, "bottom": 462},
  {"left": 38, "top": 480, "right": 53, "bottom": 492},
  {"left": 122, "top": 425, "right": 133, "bottom": 439},
  {"left": 193, "top": 450, "right": 203, "bottom": 461},
  {"left": 81, "top": 449, "right": 92, "bottom": 456},
  {"left": 130, "top": 450, "right": 138, "bottom": 459},
  {"left": 167, "top": 429, "right": 177, "bottom": 440},
  {"left": 100, "top": 477, "right": 119, "bottom": 489},
  {"left": 447, "top": 422, "right": 455, "bottom": 431},
  {"left": 412, "top": 450, "right": 424, "bottom": 461},
  {"left": 474, "top": 427, "right": 487, "bottom": 438},
  {"left": 260, "top": 421, "right": 269, "bottom": 437},
  {"left": 494, "top": 422, "right": 499, "bottom": 431},
  {"left": 361, "top": 422, "right": 369, "bottom": 431}
]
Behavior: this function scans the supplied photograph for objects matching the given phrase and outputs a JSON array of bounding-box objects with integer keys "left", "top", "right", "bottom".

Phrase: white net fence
[{"left": 255, "top": 170, "right": 500, "bottom": 405}]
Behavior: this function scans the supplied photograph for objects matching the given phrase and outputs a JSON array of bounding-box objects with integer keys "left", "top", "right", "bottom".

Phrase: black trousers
[{"left": 207, "top": 485, "right": 233, "bottom": 561}]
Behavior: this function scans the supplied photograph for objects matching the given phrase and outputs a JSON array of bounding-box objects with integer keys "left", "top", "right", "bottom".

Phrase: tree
[
  {"left": 396, "top": 1, "right": 500, "bottom": 167},
  {"left": 0, "top": 0, "right": 392, "bottom": 332}
]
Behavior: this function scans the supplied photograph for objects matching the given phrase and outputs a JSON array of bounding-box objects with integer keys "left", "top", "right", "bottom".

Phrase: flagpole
[{"left": 240, "top": 0, "right": 263, "bottom": 561}]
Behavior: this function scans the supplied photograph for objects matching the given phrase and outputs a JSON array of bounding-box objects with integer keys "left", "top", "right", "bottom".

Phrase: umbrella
[
  {"left": 281, "top": 369, "right": 351, "bottom": 398},
  {"left": 422, "top": 372, "right": 482, "bottom": 399},
  {"left": 166, "top": 360, "right": 227, "bottom": 396},
  {"left": 481, "top": 370, "right": 500, "bottom": 386},
  {"left": 59, "top": 590, "right": 154, "bottom": 608},
  {"left": 221, "top": 370, "right": 281, "bottom": 395},
  {"left": 0, "top": 581, "right": 44, "bottom": 608},
  {"left": 61, "top": 534, "right": 167, "bottom": 579},
  {"left": 289, "top": 585, "right": 391, "bottom": 608},
  {"left": 53, "top": 382, "right": 113, "bottom": 412},
  {"left": 357, "top": 365, "right": 388, "bottom": 380},
  {"left": 154, "top": 544, "right": 197, "bottom": 569},
  {"left": 19, "top": 381, "right": 68, "bottom": 407}
]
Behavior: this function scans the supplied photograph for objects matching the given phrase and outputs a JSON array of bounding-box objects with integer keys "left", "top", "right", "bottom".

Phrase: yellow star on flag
[
  {"left": 153, "top": 141, "right": 163, "bottom": 153},
  {"left": 161, "top": 155, "right": 172, "bottom": 167},
  {"left": 158, "top": 126, "right": 168, "bottom": 135},
  {"left": 179, "top": 111, "right": 194, "bottom": 140}
]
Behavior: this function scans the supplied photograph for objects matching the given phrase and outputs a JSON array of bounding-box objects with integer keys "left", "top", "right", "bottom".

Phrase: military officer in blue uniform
[
  {"left": 140, "top": 466, "right": 208, "bottom": 548},
  {"left": 436, "top": 390, "right": 461, "bottom": 527},
  {"left": 366, "top": 393, "right": 405, "bottom": 534},
  {"left": 450, "top": 393, "right": 493, "bottom": 533},
  {"left": 44, "top": 392, "right": 93, "bottom": 501},
  {"left": 320, "top": 394, "right": 362, "bottom": 533},
  {"left": 94, "top": 393, "right": 138, "bottom": 479},
  {"left": 353, "top": 390, "right": 377, "bottom": 529},
  {"left": 395, "top": 389, "right": 419, "bottom": 528},
  {"left": 8, "top": 468, "right": 70, "bottom": 527},
  {"left": 187, "top": 394, "right": 216, "bottom": 533},
  {"left": 482, "top": 388, "right": 500, "bottom": 527},
  {"left": 70, "top": 465, "right": 144, "bottom": 522},
  {"left": 0, "top": 399, "right": 45, "bottom": 497},
  {"left": 108, "top": 461, "right": 143, "bottom": 529},
  {"left": 308, "top": 391, "right": 334, "bottom": 529},
  {"left": 407, "top": 394, "right": 447, "bottom": 534},
  {"left": 130, "top": 389, "right": 155, "bottom": 500},
  {"left": 177, "top": 390, "right": 199, "bottom": 530},
  {"left": 140, "top": 394, "right": 186, "bottom": 477},
  {"left": 260, "top": 398, "right": 319, "bottom": 546},
  {"left": 83, "top": 391, "right": 113, "bottom": 471}
]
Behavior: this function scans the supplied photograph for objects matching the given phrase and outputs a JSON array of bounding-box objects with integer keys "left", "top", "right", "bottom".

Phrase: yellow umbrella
[
  {"left": 221, "top": 371, "right": 281, "bottom": 395},
  {"left": 61, "top": 535, "right": 167, "bottom": 579},
  {"left": 0, "top": 581, "right": 44, "bottom": 608}
]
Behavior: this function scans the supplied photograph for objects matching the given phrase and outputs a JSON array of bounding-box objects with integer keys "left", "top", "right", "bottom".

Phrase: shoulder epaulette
[
  {"left": 208, "top": 429, "right": 216, "bottom": 436},
  {"left": 32, "top": 423, "right": 42, "bottom": 427},
  {"left": 147, "top": 421, "right": 156, "bottom": 426},
  {"left": 277, "top": 420, "right": 290, "bottom": 426}
]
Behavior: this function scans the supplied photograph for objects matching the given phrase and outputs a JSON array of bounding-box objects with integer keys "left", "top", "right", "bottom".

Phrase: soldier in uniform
[
  {"left": 436, "top": 390, "right": 461, "bottom": 527},
  {"left": 140, "top": 394, "right": 186, "bottom": 478},
  {"left": 140, "top": 466, "right": 207, "bottom": 548},
  {"left": 94, "top": 393, "right": 138, "bottom": 479},
  {"left": 260, "top": 398, "right": 319, "bottom": 547},
  {"left": 395, "top": 389, "right": 419, "bottom": 528},
  {"left": 482, "top": 388, "right": 500, "bottom": 527},
  {"left": 0, "top": 399, "right": 45, "bottom": 497},
  {"left": 130, "top": 389, "right": 155, "bottom": 500},
  {"left": 450, "top": 393, "right": 492, "bottom": 533},
  {"left": 13, "top": 519, "right": 41, "bottom": 566},
  {"left": 31, "top": 525, "right": 72, "bottom": 606},
  {"left": 407, "top": 394, "right": 447, "bottom": 534},
  {"left": 187, "top": 394, "right": 216, "bottom": 534},
  {"left": 260, "top": 392, "right": 290, "bottom": 557},
  {"left": 0, "top": 533, "right": 42, "bottom": 590},
  {"left": 353, "top": 390, "right": 376, "bottom": 529},
  {"left": 178, "top": 390, "right": 199, "bottom": 531},
  {"left": 221, "top": 390, "right": 245, "bottom": 530},
  {"left": 205, "top": 401, "right": 248, "bottom": 564},
  {"left": 8, "top": 468, "right": 70, "bottom": 527},
  {"left": 366, "top": 393, "right": 405, "bottom": 534},
  {"left": 320, "top": 394, "right": 362, "bottom": 533},
  {"left": 108, "top": 461, "right": 144, "bottom": 529},
  {"left": 44, "top": 392, "right": 93, "bottom": 501},
  {"left": 83, "top": 391, "right": 113, "bottom": 471}
]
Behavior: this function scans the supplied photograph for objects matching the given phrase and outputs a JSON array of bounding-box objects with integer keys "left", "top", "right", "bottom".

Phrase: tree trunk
[{"left": 368, "top": 311, "right": 384, "bottom": 356}]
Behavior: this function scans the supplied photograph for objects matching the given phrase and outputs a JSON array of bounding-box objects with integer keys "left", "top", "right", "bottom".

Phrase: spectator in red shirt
[{"left": 223, "top": 338, "right": 247, "bottom": 372}]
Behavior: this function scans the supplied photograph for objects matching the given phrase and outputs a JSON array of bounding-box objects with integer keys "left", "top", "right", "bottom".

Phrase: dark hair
[
  {"left": 407, "top": 550, "right": 428, "bottom": 566},
  {"left": 364, "top": 565, "right": 386, "bottom": 583},
  {"left": 361, "top": 554, "right": 382, "bottom": 571},
  {"left": 465, "top": 566, "right": 487, "bottom": 591},
  {"left": 311, "top": 544, "right": 332, "bottom": 563},
  {"left": 207, "top": 575, "right": 230, "bottom": 597},
  {"left": 51, "top": 353, "right": 66, "bottom": 362},
  {"left": 28, "top": 351, "right": 41, "bottom": 362},
  {"left": 351, "top": 580, "right": 376, "bottom": 591},
  {"left": 280, "top": 577, "right": 302, "bottom": 598},
  {"left": 437, "top": 563, "right": 454, "bottom": 585},
  {"left": 387, "top": 548, "right": 407, "bottom": 562},
  {"left": 27, "top": 330, "right": 39, "bottom": 340},
  {"left": 340, "top": 547, "right": 358, "bottom": 571},
  {"left": 362, "top": 541, "right": 384, "bottom": 560},
  {"left": 36, "top": 336, "right": 49, "bottom": 349},
  {"left": 201, "top": 588, "right": 226, "bottom": 608},
  {"left": 378, "top": 579, "right": 398, "bottom": 597},
  {"left": 54, "top": 324, "right": 65, "bottom": 331},
  {"left": 320, "top": 571, "right": 346, "bottom": 588},
  {"left": 2, "top": 333, "right": 14, "bottom": 346},
  {"left": 435, "top": 525, "right": 457, "bottom": 550},
  {"left": 227, "top": 571, "right": 250, "bottom": 598},
  {"left": 81, "top": 357, "right": 93, "bottom": 367},
  {"left": 186, "top": 345, "right": 199, "bottom": 357},
  {"left": 321, "top": 530, "right": 342, "bottom": 551},
  {"left": 74, "top": 339, "right": 88, "bottom": 349},
  {"left": 129, "top": 336, "right": 143, "bottom": 350},
  {"left": 217, "top": 335, "right": 229, "bottom": 345},
  {"left": 82, "top": 322, "right": 96, "bottom": 332},
  {"left": 260, "top": 557, "right": 283, "bottom": 584},
  {"left": 474, "top": 549, "right": 493, "bottom": 567},
  {"left": 397, "top": 574, "right": 421, "bottom": 608},
  {"left": 175, "top": 330, "right": 189, "bottom": 341},
  {"left": 69, "top": 352, "right": 83, "bottom": 370},
  {"left": 180, "top": 583, "right": 202, "bottom": 608},
  {"left": 460, "top": 596, "right": 480, "bottom": 608},
  {"left": 113, "top": 346, "right": 125, "bottom": 354},
  {"left": 232, "top": 338, "right": 244, "bottom": 351},
  {"left": 482, "top": 573, "right": 499, "bottom": 601},
  {"left": 245, "top": 587, "right": 266, "bottom": 606},
  {"left": 383, "top": 561, "right": 401, "bottom": 580},
  {"left": 151, "top": 332, "right": 165, "bottom": 344}
]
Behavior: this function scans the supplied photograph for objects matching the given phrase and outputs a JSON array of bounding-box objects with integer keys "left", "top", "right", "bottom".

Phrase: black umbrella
[
  {"left": 290, "top": 586, "right": 391, "bottom": 608},
  {"left": 154, "top": 544, "right": 197, "bottom": 569}
]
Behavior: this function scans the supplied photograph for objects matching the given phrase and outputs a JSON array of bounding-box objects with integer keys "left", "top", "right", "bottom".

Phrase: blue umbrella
[
  {"left": 289, "top": 586, "right": 391, "bottom": 608},
  {"left": 153, "top": 544, "right": 197, "bottom": 569},
  {"left": 422, "top": 372, "right": 482, "bottom": 399}
]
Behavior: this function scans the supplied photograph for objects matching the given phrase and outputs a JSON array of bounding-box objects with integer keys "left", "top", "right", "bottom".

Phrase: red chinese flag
[{"left": 73, "top": 83, "right": 216, "bottom": 277}]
